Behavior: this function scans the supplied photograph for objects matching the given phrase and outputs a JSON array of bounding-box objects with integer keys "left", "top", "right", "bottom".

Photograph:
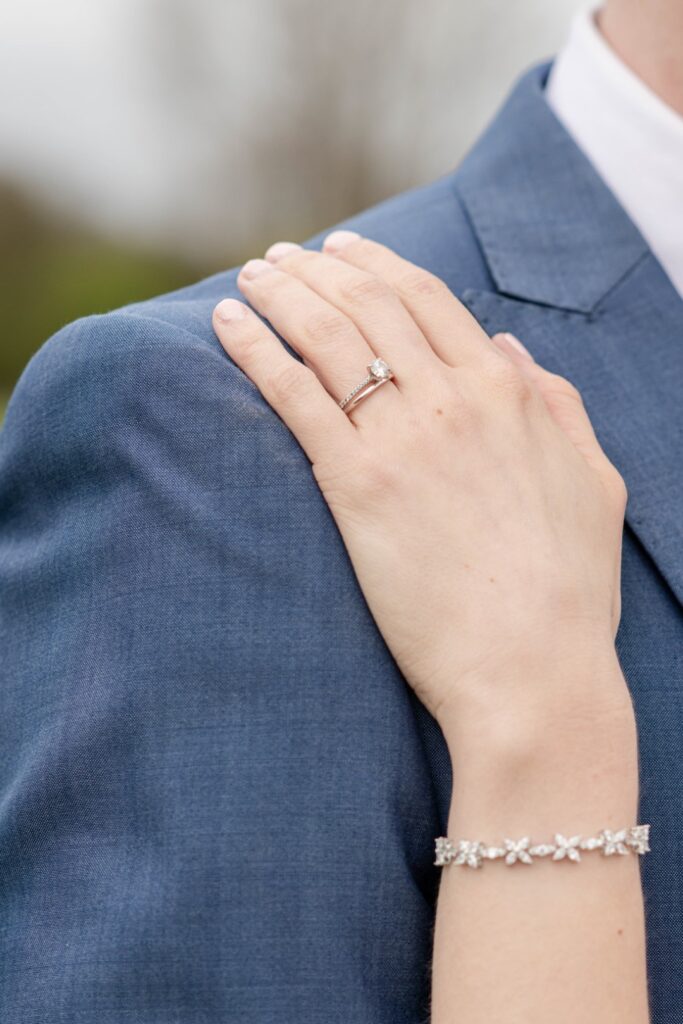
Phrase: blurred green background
[
  {"left": 0, "top": 182, "right": 215, "bottom": 419},
  {"left": 0, "top": 0, "right": 581, "bottom": 422}
]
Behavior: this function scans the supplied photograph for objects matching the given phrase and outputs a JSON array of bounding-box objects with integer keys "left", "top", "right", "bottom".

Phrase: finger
[
  {"left": 490, "top": 333, "right": 607, "bottom": 472},
  {"left": 491, "top": 331, "right": 625, "bottom": 638},
  {"left": 319, "top": 231, "right": 492, "bottom": 368},
  {"left": 236, "top": 258, "right": 402, "bottom": 425},
  {"left": 212, "top": 297, "right": 356, "bottom": 463},
  {"left": 263, "top": 242, "right": 439, "bottom": 385}
]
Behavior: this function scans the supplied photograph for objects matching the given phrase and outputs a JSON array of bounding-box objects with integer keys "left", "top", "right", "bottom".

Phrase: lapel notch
[{"left": 453, "top": 65, "right": 683, "bottom": 606}]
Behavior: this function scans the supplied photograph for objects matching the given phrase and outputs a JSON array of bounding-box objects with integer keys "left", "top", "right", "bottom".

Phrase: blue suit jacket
[{"left": 1, "top": 64, "right": 681, "bottom": 1023}]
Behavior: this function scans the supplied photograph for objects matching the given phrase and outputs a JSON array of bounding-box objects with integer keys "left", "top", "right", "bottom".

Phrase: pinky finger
[
  {"left": 213, "top": 298, "right": 357, "bottom": 466},
  {"left": 490, "top": 332, "right": 605, "bottom": 470}
]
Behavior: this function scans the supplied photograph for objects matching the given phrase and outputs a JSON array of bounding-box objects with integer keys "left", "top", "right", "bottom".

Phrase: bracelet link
[{"left": 434, "top": 824, "right": 650, "bottom": 868}]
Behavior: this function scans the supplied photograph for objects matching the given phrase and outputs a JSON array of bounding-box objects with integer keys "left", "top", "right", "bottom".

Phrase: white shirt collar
[{"left": 546, "top": 7, "right": 683, "bottom": 298}]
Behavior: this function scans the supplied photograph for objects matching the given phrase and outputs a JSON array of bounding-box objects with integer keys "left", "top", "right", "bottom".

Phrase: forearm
[{"left": 431, "top": 648, "right": 649, "bottom": 1023}]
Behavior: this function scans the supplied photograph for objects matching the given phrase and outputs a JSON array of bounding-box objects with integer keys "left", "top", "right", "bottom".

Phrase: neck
[{"left": 599, "top": 0, "right": 683, "bottom": 115}]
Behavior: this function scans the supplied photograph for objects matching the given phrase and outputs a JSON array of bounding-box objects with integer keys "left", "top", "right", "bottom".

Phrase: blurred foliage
[{"left": 0, "top": 180, "right": 218, "bottom": 409}]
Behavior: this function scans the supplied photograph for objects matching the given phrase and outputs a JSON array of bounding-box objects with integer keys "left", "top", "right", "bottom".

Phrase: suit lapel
[{"left": 453, "top": 65, "right": 683, "bottom": 606}]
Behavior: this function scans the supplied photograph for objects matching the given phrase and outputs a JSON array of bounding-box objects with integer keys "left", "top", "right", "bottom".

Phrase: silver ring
[{"left": 339, "top": 358, "right": 394, "bottom": 413}]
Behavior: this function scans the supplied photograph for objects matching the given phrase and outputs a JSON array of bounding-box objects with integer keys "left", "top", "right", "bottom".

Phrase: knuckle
[
  {"left": 607, "top": 466, "right": 628, "bottom": 508},
  {"left": 268, "top": 361, "right": 311, "bottom": 406},
  {"left": 451, "top": 395, "right": 480, "bottom": 433},
  {"left": 546, "top": 372, "right": 584, "bottom": 404},
  {"left": 341, "top": 274, "right": 392, "bottom": 305},
  {"left": 311, "top": 454, "right": 359, "bottom": 505},
  {"left": 486, "top": 358, "right": 532, "bottom": 401},
  {"left": 276, "top": 249, "right": 315, "bottom": 272},
  {"left": 345, "top": 237, "right": 377, "bottom": 261},
  {"left": 256, "top": 268, "right": 289, "bottom": 293},
  {"left": 353, "top": 451, "right": 400, "bottom": 501},
  {"left": 399, "top": 269, "right": 448, "bottom": 298},
  {"left": 230, "top": 327, "right": 264, "bottom": 363},
  {"left": 304, "top": 310, "right": 352, "bottom": 343}
]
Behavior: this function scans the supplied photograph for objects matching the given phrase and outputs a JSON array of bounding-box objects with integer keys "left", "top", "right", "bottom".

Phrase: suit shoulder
[
  {"left": 6, "top": 269, "right": 242, "bottom": 405},
  {"left": 307, "top": 172, "right": 490, "bottom": 293},
  {"left": 0, "top": 291, "right": 260, "bottom": 470},
  {"left": 6, "top": 168, "right": 488, "bottom": 432}
]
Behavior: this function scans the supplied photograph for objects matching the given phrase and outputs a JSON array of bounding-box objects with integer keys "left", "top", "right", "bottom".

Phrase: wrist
[
  {"left": 435, "top": 637, "right": 632, "bottom": 753},
  {"left": 445, "top": 721, "right": 639, "bottom": 841},
  {"left": 439, "top": 646, "right": 639, "bottom": 837}
]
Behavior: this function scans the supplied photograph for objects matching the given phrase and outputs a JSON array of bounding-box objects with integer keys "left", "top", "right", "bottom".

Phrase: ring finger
[{"left": 237, "top": 258, "right": 403, "bottom": 422}]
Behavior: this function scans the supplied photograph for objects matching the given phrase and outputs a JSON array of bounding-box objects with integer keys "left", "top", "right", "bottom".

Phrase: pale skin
[
  {"left": 211, "top": 231, "right": 648, "bottom": 1022},
  {"left": 207, "top": 4, "right": 675, "bottom": 1018},
  {"left": 600, "top": 0, "right": 683, "bottom": 115}
]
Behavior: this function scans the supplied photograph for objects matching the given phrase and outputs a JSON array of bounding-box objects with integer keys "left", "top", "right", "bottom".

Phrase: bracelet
[{"left": 434, "top": 825, "right": 650, "bottom": 869}]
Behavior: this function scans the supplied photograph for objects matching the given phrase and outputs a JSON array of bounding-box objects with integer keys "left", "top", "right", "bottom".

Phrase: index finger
[
  {"left": 321, "top": 231, "right": 491, "bottom": 368},
  {"left": 212, "top": 297, "right": 357, "bottom": 467}
]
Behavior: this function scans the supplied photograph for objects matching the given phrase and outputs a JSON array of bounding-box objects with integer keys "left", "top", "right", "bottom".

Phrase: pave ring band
[{"left": 339, "top": 358, "right": 394, "bottom": 413}]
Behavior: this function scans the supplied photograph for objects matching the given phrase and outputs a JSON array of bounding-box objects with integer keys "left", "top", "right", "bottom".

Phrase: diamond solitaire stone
[{"left": 368, "top": 358, "right": 392, "bottom": 380}]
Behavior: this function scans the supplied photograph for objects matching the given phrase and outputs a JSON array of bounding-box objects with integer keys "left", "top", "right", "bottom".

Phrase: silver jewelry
[
  {"left": 434, "top": 824, "right": 650, "bottom": 869},
  {"left": 339, "top": 358, "right": 394, "bottom": 412}
]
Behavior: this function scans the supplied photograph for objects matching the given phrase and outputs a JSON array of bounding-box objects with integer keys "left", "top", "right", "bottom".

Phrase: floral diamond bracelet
[{"left": 434, "top": 825, "right": 650, "bottom": 869}]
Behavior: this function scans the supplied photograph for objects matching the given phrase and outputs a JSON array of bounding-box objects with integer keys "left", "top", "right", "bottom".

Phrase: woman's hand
[
  {"left": 212, "top": 231, "right": 630, "bottom": 742},
  {"left": 214, "top": 234, "right": 648, "bottom": 1024}
]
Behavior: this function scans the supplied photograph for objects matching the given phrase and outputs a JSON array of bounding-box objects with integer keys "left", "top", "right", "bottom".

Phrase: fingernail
[
  {"left": 495, "top": 332, "right": 534, "bottom": 361},
  {"left": 215, "top": 298, "right": 248, "bottom": 322},
  {"left": 265, "top": 241, "right": 301, "bottom": 262},
  {"left": 240, "top": 258, "right": 275, "bottom": 280},
  {"left": 323, "top": 229, "right": 361, "bottom": 252}
]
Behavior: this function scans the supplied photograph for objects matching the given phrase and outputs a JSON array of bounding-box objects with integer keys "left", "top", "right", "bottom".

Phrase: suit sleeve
[{"left": 0, "top": 309, "right": 444, "bottom": 1023}]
